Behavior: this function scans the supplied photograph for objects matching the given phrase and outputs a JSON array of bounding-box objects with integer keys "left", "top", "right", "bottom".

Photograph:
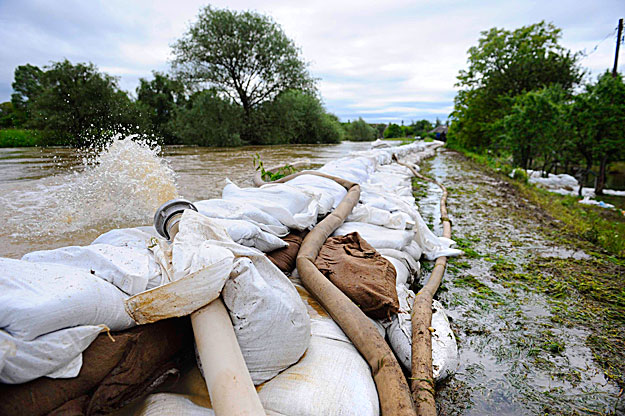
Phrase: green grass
[
  {"left": 0, "top": 129, "right": 42, "bottom": 147},
  {"left": 449, "top": 145, "right": 625, "bottom": 258}
]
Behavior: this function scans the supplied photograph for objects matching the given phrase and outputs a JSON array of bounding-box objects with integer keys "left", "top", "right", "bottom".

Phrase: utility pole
[{"left": 613, "top": 18, "right": 623, "bottom": 77}]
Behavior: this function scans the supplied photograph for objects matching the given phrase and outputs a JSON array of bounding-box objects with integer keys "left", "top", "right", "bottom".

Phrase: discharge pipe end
[{"left": 154, "top": 199, "right": 197, "bottom": 240}]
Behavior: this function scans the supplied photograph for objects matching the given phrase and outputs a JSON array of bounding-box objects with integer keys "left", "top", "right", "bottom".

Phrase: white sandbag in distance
[
  {"left": 0, "top": 325, "right": 103, "bottom": 384},
  {"left": 222, "top": 180, "right": 319, "bottom": 230},
  {"left": 347, "top": 204, "right": 410, "bottom": 230},
  {"left": 193, "top": 198, "right": 289, "bottom": 236},
  {"left": 22, "top": 243, "right": 162, "bottom": 295},
  {"left": 258, "top": 283, "right": 379, "bottom": 416},
  {"left": 203, "top": 217, "right": 288, "bottom": 252},
  {"left": 286, "top": 174, "right": 347, "bottom": 209},
  {"left": 387, "top": 285, "right": 459, "bottom": 382},
  {"left": 318, "top": 157, "right": 375, "bottom": 183},
  {"left": 136, "top": 393, "right": 215, "bottom": 416},
  {"left": 0, "top": 258, "right": 135, "bottom": 341},
  {"left": 332, "top": 221, "right": 414, "bottom": 250}
]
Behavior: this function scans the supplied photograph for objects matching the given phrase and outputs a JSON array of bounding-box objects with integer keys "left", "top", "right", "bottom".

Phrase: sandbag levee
[{"left": 254, "top": 168, "right": 416, "bottom": 416}]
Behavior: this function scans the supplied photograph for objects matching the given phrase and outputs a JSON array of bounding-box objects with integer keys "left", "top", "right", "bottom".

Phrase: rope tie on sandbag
[
  {"left": 393, "top": 153, "right": 452, "bottom": 416},
  {"left": 254, "top": 167, "right": 416, "bottom": 416}
]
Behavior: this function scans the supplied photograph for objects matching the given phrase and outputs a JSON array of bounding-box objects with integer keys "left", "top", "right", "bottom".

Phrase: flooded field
[{"left": 416, "top": 150, "right": 623, "bottom": 415}]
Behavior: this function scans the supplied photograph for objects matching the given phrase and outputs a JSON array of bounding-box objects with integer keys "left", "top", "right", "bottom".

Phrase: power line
[{"left": 580, "top": 27, "right": 618, "bottom": 59}]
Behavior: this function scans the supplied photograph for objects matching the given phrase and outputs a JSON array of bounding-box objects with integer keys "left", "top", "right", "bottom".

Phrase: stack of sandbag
[
  {"left": 0, "top": 318, "right": 194, "bottom": 416},
  {"left": 0, "top": 258, "right": 137, "bottom": 384}
]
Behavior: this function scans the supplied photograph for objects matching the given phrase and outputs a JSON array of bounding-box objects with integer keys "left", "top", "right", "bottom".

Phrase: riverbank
[{"left": 416, "top": 149, "right": 624, "bottom": 415}]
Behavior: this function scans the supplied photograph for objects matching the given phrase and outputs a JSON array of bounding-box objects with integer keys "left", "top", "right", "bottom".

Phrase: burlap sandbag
[
  {"left": 314, "top": 232, "right": 399, "bottom": 319},
  {"left": 0, "top": 318, "right": 193, "bottom": 416},
  {"left": 266, "top": 230, "right": 308, "bottom": 273}
]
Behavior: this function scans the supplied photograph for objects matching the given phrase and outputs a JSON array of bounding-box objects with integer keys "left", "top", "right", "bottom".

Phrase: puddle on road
[{"left": 416, "top": 150, "right": 622, "bottom": 415}]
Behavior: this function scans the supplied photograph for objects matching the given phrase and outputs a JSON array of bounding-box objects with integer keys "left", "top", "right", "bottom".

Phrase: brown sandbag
[
  {"left": 314, "top": 232, "right": 399, "bottom": 319},
  {"left": 266, "top": 230, "right": 308, "bottom": 273},
  {"left": 0, "top": 318, "right": 193, "bottom": 416}
]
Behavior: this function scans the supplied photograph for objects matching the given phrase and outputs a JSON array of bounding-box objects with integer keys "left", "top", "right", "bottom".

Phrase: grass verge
[{"left": 0, "top": 129, "right": 43, "bottom": 147}]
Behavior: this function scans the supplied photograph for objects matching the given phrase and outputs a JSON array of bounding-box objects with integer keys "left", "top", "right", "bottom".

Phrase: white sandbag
[
  {"left": 378, "top": 248, "right": 421, "bottom": 278},
  {"left": 332, "top": 221, "right": 414, "bottom": 250},
  {"left": 222, "top": 180, "right": 319, "bottom": 230},
  {"left": 91, "top": 226, "right": 159, "bottom": 250},
  {"left": 222, "top": 255, "right": 310, "bottom": 384},
  {"left": 136, "top": 393, "right": 215, "bottom": 416},
  {"left": 0, "top": 325, "right": 103, "bottom": 384},
  {"left": 258, "top": 284, "right": 379, "bottom": 416},
  {"left": 404, "top": 241, "right": 423, "bottom": 262},
  {"left": 22, "top": 243, "right": 162, "bottom": 295},
  {"left": 206, "top": 218, "right": 288, "bottom": 252},
  {"left": 347, "top": 204, "right": 410, "bottom": 230},
  {"left": 0, "top": 258, "right": 135, "bottom": 341},
  {"left": 382, "top": 255, "right": 410, "bottom": 286},
  {"left": 193, "top": 199, "right": 289, "bottom": 237},
  {"left": 286, "top": 174, "right": 347, "bottom": 209},
  {"left": 387, "top": 286, "right": 459, "bottom": 382}
]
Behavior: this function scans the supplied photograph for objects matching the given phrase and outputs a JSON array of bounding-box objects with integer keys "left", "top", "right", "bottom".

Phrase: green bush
[
  {"left": 383, "top": 123, "right": 403, "bottom": 138},
  {"left": 512, "top": 168, "right": 529, "bottom": 183},
  {"left": 0, "top": 129, "right": 42, "bottom": 147},
  {"left": 346, "top": 117, "right": 376, "bottom": 141}
]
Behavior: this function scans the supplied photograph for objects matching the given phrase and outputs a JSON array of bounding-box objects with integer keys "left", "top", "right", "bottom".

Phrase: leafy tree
[
  {"left": 383, "top": 123, "right": 403, "bottom": 138},
  {"left": 170, "top": 89, "right": 243, "bottom": 147},
  {"left": 410, "top": 119, "right": 433, "bottom": 137},
  {"left": 136, "top": 72, "right": 186, "bottom": 144},
  {"left": 258, "top": 90, "right": 342, "bottom": 145},
  {"left": 346, "top": 117, "right": 376, "bottom": 141},
  {"left": 502, "top": 86, "right": 570, "bottom": 170},
  {"left": 572, "top": 72, "right": 625, "bottom": 194},
  {"left": 26, "top": 60, "right": 141, "bottom": 146},
  {"left": 10, "top": 64, "right": 44, "bottom": 126},
  {"left": 171, "top": 6, "right": 315, "bottom": 143},
  {"left": 450, "top": 21, "right": 582, "bottom": 150},
  {"left": 0, "top": 102, "right": 18, "bottom": 128}
]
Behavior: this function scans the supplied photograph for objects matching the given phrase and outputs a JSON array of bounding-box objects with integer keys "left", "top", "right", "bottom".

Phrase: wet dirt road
[{"left": 416, "top": 149, "right": 623, "bottom": 415}]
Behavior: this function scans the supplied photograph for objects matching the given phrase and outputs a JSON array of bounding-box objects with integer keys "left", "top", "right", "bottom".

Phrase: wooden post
[{"left": 613, "top": 18, "right": 623, "bottom": 77}]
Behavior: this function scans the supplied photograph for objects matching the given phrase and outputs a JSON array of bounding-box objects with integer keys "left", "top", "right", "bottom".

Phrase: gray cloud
[{"left": 0, "top": 0, "right": 623, "bottom": 122}]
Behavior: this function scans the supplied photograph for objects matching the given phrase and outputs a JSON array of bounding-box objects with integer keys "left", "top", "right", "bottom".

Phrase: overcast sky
[{"left": 0, "top": 0, "right": 623, "bottom": 123}]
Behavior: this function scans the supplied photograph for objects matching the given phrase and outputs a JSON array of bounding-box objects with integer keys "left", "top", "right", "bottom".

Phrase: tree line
[{"left": 449, "top": 21, "right": 625, "bottom": 195}]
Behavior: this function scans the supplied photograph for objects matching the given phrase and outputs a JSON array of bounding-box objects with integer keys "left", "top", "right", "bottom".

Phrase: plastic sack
[
  {"left": 332, "top": 221, "right": 414, "bottom": 250},
  {"left": 286, "top": 174, "right": 347, "bottom": 210},
  {"left": 0, "top": 325, "right": 103, "bottom": 384},
  {"left": 193, "top": 198, "right": 289, "bottom": 237},
  {"left": 22, "top": 243, "right": 163, "bottom": 295},
  {"left": 382, "top": 255, "right": 410, "bottom": 286},
  {"left": 211, "top": 239, "right": 310, "bottom": 385},
  {"left": 205, "top": 217, "right": 288, "bottom": 252},
  {"left": 257, "top": 282, "right": 379, "bottom": 416},
  {"left": 223, "top": 180, "right": 319, "bottom": 230},
  {"left": 136, "top": 393, "right": 215, "bottom": 416},
  {"left": 387, "top": 285, "right": 459, "bottom": 381},
  {"left": 347, "top": 204, "right": 411, "bottom": 230},
  {"left": 91, "top": 226, "right": 159, "bottom": 249},
  {"left": 378, "top": 248, "right": 421, "bottom": 279},
  {"left": 0, "top": 258, "right": 135, "bottom": 341}
]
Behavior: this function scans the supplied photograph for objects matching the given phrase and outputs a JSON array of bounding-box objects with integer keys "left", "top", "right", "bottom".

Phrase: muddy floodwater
[
  {"left": 1, "top": 142, "right": 622, "bottom": 415},
  {"left": 0, "top": 141, "right": 372, "bottom": 258},
  {"left": 417, "top": 150, "right": 623, "bottom": 415}
]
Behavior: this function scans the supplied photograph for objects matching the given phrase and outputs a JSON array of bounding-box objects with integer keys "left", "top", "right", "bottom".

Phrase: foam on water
[{"left": 4, "top": 136, "right": 179, "bottom": 239}]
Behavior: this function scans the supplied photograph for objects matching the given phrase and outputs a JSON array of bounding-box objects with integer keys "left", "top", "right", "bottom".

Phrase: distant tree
[
  {"left": 435, "top": 117, "right": 442, "bottom": 127},
  {"left": 411, "top": 119, "right": 433, "bottom": 136},
  {"left": 172, "top": 6, "right": 315, "bottom": 143},
  {"left": 502, "top": 86, "right": 570, "bottom": 171},
  {"left": 170, "top": 89, "right": 243, "bottom": 147},
  {"left": 450, "top": 21, "right": 582, "bottom": 150},
  {"left": 401, "top": 125, "right": 414, "bottom": 137},
  {"left": 0, "top": 102, "right": 17, "bottom": 128},
  {"left": 346, "top": 117, "right": 376, "bottom": 141},
  {"left": 383, "top": 123, "right": 403, "bottom": 138},
  {"left": 136, "top": 72, "right": 186, "bottom": 144},
  {"left": 572, "top": 72, "right": 625, "bottom": 194},
  {"left": 26, "top": 60, "right": 140, "bottom": 146},
  {"left": 10, "top": 64, "right": 44, "bottom": 126},
  {"left": 258, "top": 90, "right": 342, "bottom": 144}
]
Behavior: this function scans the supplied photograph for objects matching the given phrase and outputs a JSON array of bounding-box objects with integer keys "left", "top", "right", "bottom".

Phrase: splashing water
[{"left": 3, "top": 136, "right": 179, "bottom": 246}]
